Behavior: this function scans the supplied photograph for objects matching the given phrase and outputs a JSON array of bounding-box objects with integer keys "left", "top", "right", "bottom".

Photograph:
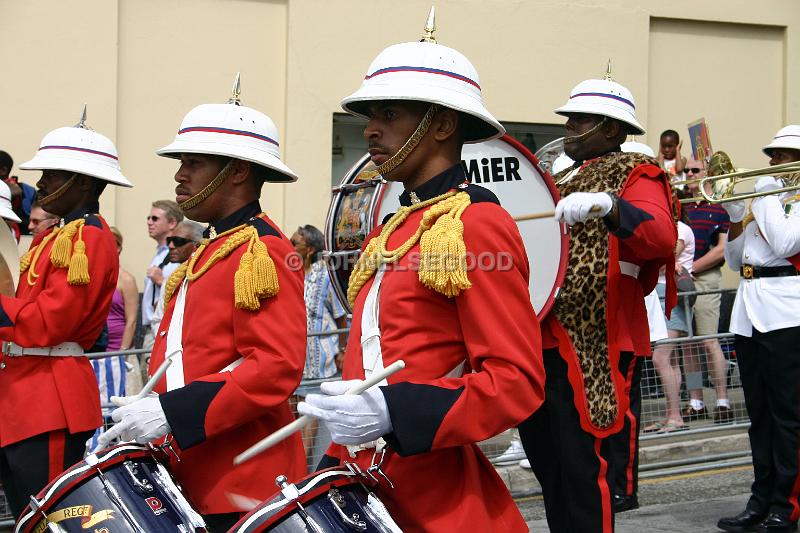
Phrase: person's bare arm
[
  {"left": 118, "top": 269, "right": 140, "bottom": 350},
  {"left": 692, "top": 233, "right": 728, "bottom": 274}
]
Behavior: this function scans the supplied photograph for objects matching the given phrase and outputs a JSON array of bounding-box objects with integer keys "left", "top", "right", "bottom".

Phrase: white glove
[
  {"left": 755, "top": 175, "right": 782, "bottom": 193},
  {"left": 95, "top": 396, "right": 171, "bottom": 450},
  {"left": 554, "top": 192, "right": 613, "bottom": 225},
  {"left": 297, "top": 380, "right": 393, "bottom": 446},
  {"left": 722, "top": 199, "right": 747, "bottom": 223}
]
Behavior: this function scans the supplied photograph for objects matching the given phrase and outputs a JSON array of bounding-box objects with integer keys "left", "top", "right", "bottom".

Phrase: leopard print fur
[{"left": 553, "top": 151, "right": 659, "bottom": 430}]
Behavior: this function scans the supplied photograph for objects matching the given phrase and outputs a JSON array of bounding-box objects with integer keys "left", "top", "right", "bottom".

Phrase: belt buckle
[{"left": 742, "top": 265, "right": 755, "bottom": 279}]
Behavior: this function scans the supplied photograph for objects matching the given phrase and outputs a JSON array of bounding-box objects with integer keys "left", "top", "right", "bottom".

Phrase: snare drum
[
  {"left": 230, "top": 468, "right": 401, "bottom": 532},
  {"left": 325, "top": 134, "right": 567, "bottom": 316},
  {"left": 15, "top": 444, "right": 206, "bottom": 533}
]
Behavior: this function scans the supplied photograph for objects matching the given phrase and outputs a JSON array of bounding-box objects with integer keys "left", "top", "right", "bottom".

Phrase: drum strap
[{"left": 361, "top": 265, "right": 387, "bottom": 385}]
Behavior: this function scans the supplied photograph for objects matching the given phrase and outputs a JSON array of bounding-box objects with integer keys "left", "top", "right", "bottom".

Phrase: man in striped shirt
[{"left": 683, "top": 157, "right": 732, "bottom": 424}]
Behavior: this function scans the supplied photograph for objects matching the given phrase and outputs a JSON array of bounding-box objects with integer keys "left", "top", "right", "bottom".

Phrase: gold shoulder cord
[
  {"left": 741, "top": 193, "right": 800, "bottom": 228},
  {"left": 164, "top": 218, "right": 279, "bottom": 311},
  {"left": 20, "top": 218, "right": 91, "bottom": 286},
  {"left": 347, "top": 190, "right": 473, "bottom": 306}
]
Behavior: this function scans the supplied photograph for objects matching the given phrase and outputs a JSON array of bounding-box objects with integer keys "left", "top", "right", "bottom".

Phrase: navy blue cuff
[
  {"left": 607, "top": 196, "right": 654, "bottom": 239},
  {"left": 0, "top": 300, "right": 13, "bottom": 328},
  {"left": 159, "top": 380, "right": 224, "bottom": 450},
  {"left": 381, "top": 382, "right": 464, "bottom": 457}
]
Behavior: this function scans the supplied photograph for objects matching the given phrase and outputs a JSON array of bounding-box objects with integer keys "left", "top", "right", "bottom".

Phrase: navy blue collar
[
  {"left": 398, "top": 164, "right": 467, "bottom": 207},
  {"left": 204, "top": 201, "right": 262, "bottom": 238},
  {"left": 63, "top": 202, "right": 100, "bottom": 224}
]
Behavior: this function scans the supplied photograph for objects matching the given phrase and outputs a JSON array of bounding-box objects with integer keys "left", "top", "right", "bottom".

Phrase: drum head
[{"left": 326, "top": 135, "right": 567, "bottom": 318}]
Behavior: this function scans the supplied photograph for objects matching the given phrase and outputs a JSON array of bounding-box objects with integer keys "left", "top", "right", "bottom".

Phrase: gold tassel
[
  {"left": 234, "top": 242, "right": 259, "bottom": 310},
  {"left": 19, "top": 248, "right": 35, "bottom": 273},
  {"left": 419, "top": 211, "right": 471, "bottom": 297},
  {"left": 67, "top": 225, "right": 90, "bottom": 285},
  {"left": 50, "top": 220, "right": 82, "bottom": 268},
  {"left": 251, "top": 236, "right": 279, "bottom": 298},
  {"left": 164, "top": 262, "right": 188, "bottom": 303}
]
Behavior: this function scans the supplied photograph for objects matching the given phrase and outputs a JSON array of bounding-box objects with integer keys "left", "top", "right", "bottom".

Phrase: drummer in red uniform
[
  {"left": 296, "top": 12, "right": 544, "bottom": 532},
  {"left": 0, "top": 109, "right": 132, "bottom": 519},
  {"left": 97, "top": 80, "right": 307, "bottom": 531},
  {"left": 517, "top": 73, "right": 677, "bottom": 532}
]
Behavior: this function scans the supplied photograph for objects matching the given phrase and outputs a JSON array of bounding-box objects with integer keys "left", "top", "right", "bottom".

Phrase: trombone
[{"left": 678, "top": 151, "right": 800, "bottom": 204}]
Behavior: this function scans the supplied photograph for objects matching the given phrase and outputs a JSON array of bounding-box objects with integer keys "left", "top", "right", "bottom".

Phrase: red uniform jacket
[
  {"left": 542, "top": 159, "right": 677, "bottom": 437},
  {"left": 0, "top": 206, "right": 117, "bottom": 446},
  {"left": 322, "top": 166, "right": 545, "bottom": 532},
  {"left": 150, "top": 203, "right": 306, "bottom": 515}
]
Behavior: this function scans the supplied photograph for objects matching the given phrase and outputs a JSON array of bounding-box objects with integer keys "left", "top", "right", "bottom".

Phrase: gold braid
[
  {"left": 347, "top": 190, "right": 472, "bottom": 306},
  {"left": 742, "top": 193, "right": 800, "bottom": 228},
  {"left": 163, "top": 218, "right": 280, "bottom": 310},
  {"left": 20, "top": 219, "right": 91, "bottom": 286}
]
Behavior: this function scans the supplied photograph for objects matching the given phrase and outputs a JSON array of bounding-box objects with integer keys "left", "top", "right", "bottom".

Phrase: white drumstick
[
  {"left": 234, "top": 360, "right": 406, "bottom": 465},
  {"left": 134, "top": 358, "right": 172, "bottom": 400}
]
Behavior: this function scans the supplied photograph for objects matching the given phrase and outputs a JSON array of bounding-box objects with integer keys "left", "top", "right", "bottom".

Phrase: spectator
[
  {"left": 0, "top": 151, "right": 36, "bottom": 232},
  {"left": 657, "top": 129, "right": 687, "bottom": 183},
  {"left": 96, "top": 227, "right": 139, "bottom": 411},
  {"left": 291, "top": 224, "right": 347, "bottom": 462},
  {"left": 149, "top": 220, "right": 203, "bottom": 336},
  {"left": 141, "top": 200, "right": 182, "bottom": 354},
  {"left": 683, "top": 157, "right": 732, "bottom": 423},
  {"left": 645, "top": 199, "right": 695, "bottom": 433},
  {"left": 27, "top": 201, "right": 59, "bottom": 236}
]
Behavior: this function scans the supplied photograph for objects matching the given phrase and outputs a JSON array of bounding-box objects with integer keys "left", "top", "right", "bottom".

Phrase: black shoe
[
  {"left": 718, "top": 509, "right": 767, "bottom": 532},
  {"left": 614, "top": 495, "right": 639, "bottom": 513},
  {"left": 756, "top": 513, "right": 798, "bottom": 532}
]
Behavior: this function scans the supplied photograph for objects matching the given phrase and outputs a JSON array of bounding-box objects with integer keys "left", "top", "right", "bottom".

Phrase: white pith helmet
[
  {"left": 762, "top": 125, "right": 800, "bottom": 156},
  {"left": 157, "top": 74, "right": 297, "bottom": 183},
  {"left": 341, "top": 8, "right": 504, "bottom": 144},
  {"left": 621, "top": 141, "right": 655, "bottom": 158},
  {"left": 0, "top": 182, "right": 21, "bottom": 223},
  {"left": 555, "top": 77, "right": 645, "bottom": 136},
  {"left": 19, "top": 106, "right": 132, "bottom": 187}
]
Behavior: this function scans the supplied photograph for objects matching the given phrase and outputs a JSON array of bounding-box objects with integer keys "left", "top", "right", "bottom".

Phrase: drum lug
[
  {"left": 123, "top": 460, "right": 154, "bottom": 493},
  {"left": 327, "top": 488, "right": 368, "bottom": 531},
  {"left": 275, "top": 475, "right": 325, "bottom": 533},
  {"left": 28, "top": 495, "right": 68, "bottom": 533}
]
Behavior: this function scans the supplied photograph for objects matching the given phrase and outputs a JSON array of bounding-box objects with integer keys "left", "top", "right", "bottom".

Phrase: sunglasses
[
  {"left": 166, "top": 236, "right": 195, "bottom": 247},
  {"left": 685, "top": 167, "right": 703, "bottom": 174},
  {"left": 147, "top": 215, "right": 160, "bottom": 222}
]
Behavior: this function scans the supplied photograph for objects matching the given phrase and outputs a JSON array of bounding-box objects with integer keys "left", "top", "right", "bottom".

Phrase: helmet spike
[
  {"left": 75, "top": 104, "right": 88, "bottom": 129},
  {"left": 420, "top": 6, "right": 436, "bottom": 43},
  {"left": 604, "top": 59, "right": 613, "bottom": 81},
  {"left": 228, "top": 72, "right": 242, "bottom": 105}
]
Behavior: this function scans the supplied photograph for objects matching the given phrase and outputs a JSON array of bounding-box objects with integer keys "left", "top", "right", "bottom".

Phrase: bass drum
[{"left": 325, "top": 134, "right": 567, "bottom": 318}]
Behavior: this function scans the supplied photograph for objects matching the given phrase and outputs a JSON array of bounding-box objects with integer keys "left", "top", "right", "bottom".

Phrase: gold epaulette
[
  {"left": 347, "top": 190, "right": 472, "bottom": 306},
  {"left": 163, "top": 222, "right": 279, "bottom": 311},
  {"left": 20, "top": 218, "right": 90, "bottom": 287}
]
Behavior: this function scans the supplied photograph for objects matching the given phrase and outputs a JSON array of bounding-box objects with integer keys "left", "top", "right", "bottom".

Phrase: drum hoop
[
  {"left": 16, "top": 444, "right": 152, "bottom": 533},
  {"left": 499, "top": 134, "right": 569, "bottom": 319},
  {"left": 233, "top": 468, "right": 360, "bottom": 532}
]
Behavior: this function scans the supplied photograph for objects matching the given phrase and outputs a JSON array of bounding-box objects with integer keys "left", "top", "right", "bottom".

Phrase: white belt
[
  {"left": 3, "top": 341, "right": 84, "bottom": 357},
  {"left": 619, "top": 261, "right": 641, "bottom": 279}
]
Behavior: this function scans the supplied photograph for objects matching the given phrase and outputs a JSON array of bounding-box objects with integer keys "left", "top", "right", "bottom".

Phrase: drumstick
[
  {"left": 234, "top": 360, "right": 406, "bottom": 465},
  {"left": 133, "top": 358, "right": 172, "bottom": 400},
  {"left": 514, "top": 205, "right": 602, "bottom": 222}
]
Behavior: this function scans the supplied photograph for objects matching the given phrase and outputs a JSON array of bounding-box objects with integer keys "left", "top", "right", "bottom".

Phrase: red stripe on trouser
[
  {"left": 594, "top": 437, "right": 613, "bottom": 533},
  {"left": 48, "top": 431, "right": 65, "bottom": 481},
  {"left": 625, "top": 358, "right": 637, "bottom": 495},
  {"left": 790, "top": 448, "right": 800, "bottom": 521}
]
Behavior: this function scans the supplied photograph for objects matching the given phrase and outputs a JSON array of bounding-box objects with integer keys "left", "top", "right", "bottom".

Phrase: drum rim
[
  {"left": 231, "top": 467, "right": 362, "bottom": 532},
  {"left": 15, "top": 444, "right": 153, "bottom": 532}
]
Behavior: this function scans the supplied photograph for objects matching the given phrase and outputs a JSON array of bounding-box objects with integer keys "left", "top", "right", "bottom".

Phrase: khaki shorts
[{"left": 693, "top": 267, "right": 721, "bottom": 335}]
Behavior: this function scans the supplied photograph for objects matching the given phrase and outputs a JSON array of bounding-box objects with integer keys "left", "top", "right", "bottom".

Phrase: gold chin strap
[
  {"left": 38, "top": 173, "right": 77, "bottom": 207},
  {"left": 358, "top": 104, "right": 440, "bottom": 181},
  {"left": 563, "top": 116, "right": 608, "bottom": 145},
  {"left": 179, "top": 159, "right": 235, "bottom": 211}
]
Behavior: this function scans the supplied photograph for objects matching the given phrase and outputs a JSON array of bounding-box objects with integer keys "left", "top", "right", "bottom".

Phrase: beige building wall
[{"left": 0, "top": 0, "right": 798, "bottom": 285}]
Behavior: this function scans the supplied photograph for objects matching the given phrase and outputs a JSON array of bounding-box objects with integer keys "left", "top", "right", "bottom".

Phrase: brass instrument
[{"left": 678, "top": 151, "right": 800, "bottom": 204}]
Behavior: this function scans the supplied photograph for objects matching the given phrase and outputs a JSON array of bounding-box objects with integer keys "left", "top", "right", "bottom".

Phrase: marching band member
[
  {"left": 0, "top": 110, "right": 132, "bottom": 519},
  {"left": 517, "top": 74, "right": 677, "bottom": 532},
  {"left": 718, "top": 125, "right": 800, "bottom": 533},
  {"left": 297, "top": 12, "right": 544, "bottom": 532},
  {"left": 97, "top": 82, "right": 307, "bottom": 531}
]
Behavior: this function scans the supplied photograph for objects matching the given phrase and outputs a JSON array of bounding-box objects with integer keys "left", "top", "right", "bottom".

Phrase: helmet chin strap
[
  {"left": 38, "top": 173, "right": 77, "bottom": 208},
  {"left": 563, "top": 116, "right": 608, "bottom": 145},
  {"left": 359, "top": 104, "right": 440, "bottom": 181},
  {"left": 179, "top": 159, "right": 235, "bottom": 211}
]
